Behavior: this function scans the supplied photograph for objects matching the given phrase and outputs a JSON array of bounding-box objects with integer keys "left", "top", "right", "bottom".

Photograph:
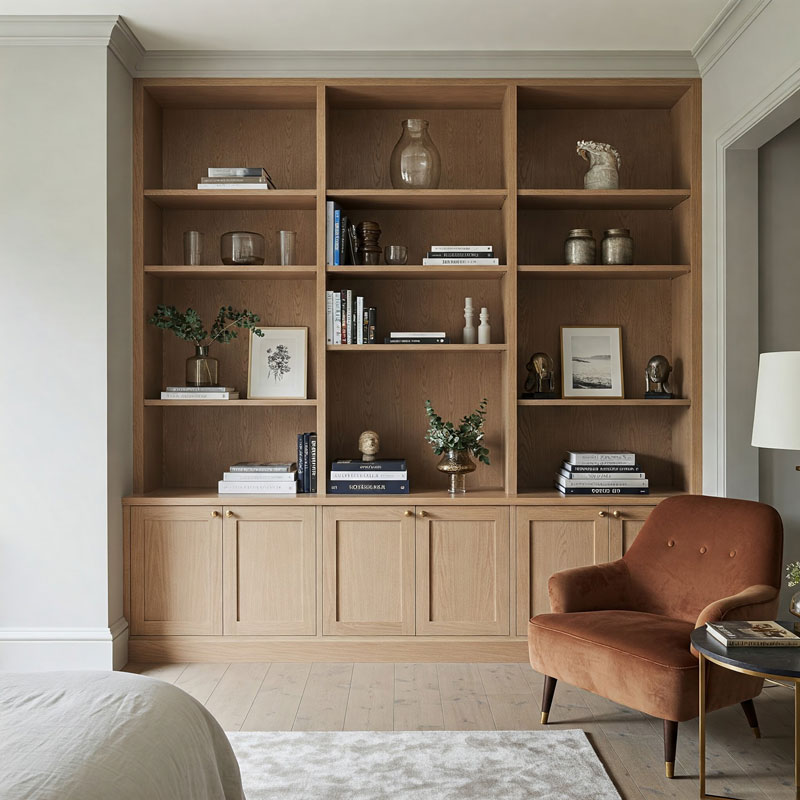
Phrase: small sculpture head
[
  {"left": 646, "top": 355, "right": 671, "bottom": 383},
  {"left": 358, "top": 430, "right": 380, "bottom": 461}
]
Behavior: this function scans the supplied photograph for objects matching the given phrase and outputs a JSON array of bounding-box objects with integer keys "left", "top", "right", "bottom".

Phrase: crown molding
[
  {"left": 109, "top": 17, "right": 145, "bottom": 75},
  {"left": 133, "top": 48, "right": 698, "bottom": 78},
  {"left": 0, "top": 14, "right": 118, "bottom": 45},
  {"left": 692, "top": 0, "right": 772, "bottom": 76}
]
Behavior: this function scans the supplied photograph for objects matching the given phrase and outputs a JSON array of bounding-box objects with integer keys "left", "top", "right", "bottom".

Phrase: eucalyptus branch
[{"left": 424, "top": 398, "right": 490, "bottom": 465}]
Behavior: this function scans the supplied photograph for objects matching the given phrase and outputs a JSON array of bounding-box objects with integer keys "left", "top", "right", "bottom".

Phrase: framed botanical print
[
  {"left": 561, "top": 325, "right": 624, "bottom": 399},
  {"left": 247, "top": 327, "right": 308, "bottom": 399}
]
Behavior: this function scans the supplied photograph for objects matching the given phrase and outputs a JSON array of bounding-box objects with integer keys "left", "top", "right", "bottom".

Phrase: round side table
[{"left": 691, "top": 623, "right": 800, "bottom": 799}]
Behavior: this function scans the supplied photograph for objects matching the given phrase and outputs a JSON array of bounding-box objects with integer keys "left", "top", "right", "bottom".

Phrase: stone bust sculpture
[
  {"left": 358, "top": 430, "right": 380, "bottom": 462},
  {"left": 645, "top": 355, "right": 673, "bottom": 397},
  {"left": 524, "top": 352, "right": 556, "bottom": 395}
]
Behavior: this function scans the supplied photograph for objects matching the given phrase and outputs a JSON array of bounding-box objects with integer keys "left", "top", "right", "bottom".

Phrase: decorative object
[
  {"left": 247, "top": 327, "right": 308, "bottom": 399},
  {"left": 645, "top": 355, "right": 673, "bottom": 398},
  {"left": 149, "top": 304, "right": 264, "bottom": 387},
  {"left": 576, "top": 140, "right": 621, "bottom": 189},
  {"left": 221, "top": 231, "right": 265, "bottom": 265},
  {"left": 358, "top": 430, "right": 380, "bottom": 462},
  {"left": 561, "top": 325, "right": 624, "bottom": 398},
  {"left": 227, "top": 729, "right": 622, "bottom": 800},
  {"left": 356, "top": 221, "right": 382, "bottom": 265},
  {"left": 478, "top": 307, "right": 491, "bottom": 344},
  {"left": 389, "top": 119, "right": 441, "bottom": 189},
  {"left": 384, "top": 245, "right": 408, "bottom": 265},
  {"left": 565, "top": 228, "right": 596, "bottom": 265},
  {"left": 787, "top": 562, "right": 800, "bottom": 619},
  {"left": 182, "top": 230, "right": 203, "bottom": 266},
  {"left": 752, "top": 351, "right": 800, "bottom": 453},
  {"left": 522, "top": 352, "right": 557, "bottom": 398},
  {"left": 279, "top": 230, "right": 297, "bottom": 266},
  {"left": 462, "top": 297, "right": 477, "bottom": 344},
  {"left": 425, "top": 398, "right": 490, "bottom": 494},
  {"left": 602, "top": 228, "right": 634, "bottom": 265}
]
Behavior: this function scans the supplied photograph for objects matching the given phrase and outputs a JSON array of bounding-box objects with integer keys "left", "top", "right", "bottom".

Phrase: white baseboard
[{"left": 0, "top": 618, "right": 129, "bottom": 672}]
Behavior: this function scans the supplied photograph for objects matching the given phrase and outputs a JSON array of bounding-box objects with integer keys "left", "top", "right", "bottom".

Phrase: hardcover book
[
  {"left": 223, "top": 471, "right": 297, "bottom": 481},
  {"left": 229, "top": 462, "right": 296, "bottom": 472},
  {"left": 562, "top": 462, "right": 643, "bottom": 474},
  {"left": 555, "top": 484, "right": 649, "bottom": 496},
  {"left": 218, "top": 480, "right": 298, "bottom": 494},
  {"left": 331, "top": 459, "right": 408, "bottom": 471},
  {"left": 207, "top": 167, "right": 268, "bottom": 178},
  {"left": 330, "top": 470, "right": 408, "bottom": 481},
  {"left": 565, "top": 451, "right": 637, "bottom": 466},
  {"left": 422, "top": 258, "right": 500, "bottom": 265},
  {"left": 705, "top": 621, "right": 800, "bottom": 647},
  {"left": 160, "top": 391, "right": 239, "bottom": 400},
  {"left": 327, "top": 480, "right": 410, "bottom": 494},
  {"left": 430, "top": 245, "right": 493, "bottom": 252}
]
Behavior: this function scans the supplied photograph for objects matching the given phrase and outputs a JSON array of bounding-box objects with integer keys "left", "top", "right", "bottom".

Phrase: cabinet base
[{"left": 128, "top": 636, "right": 530, "bottom": 663}]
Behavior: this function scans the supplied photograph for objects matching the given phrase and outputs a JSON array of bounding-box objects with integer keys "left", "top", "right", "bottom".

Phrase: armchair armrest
[
  {"left": 548, "top": 559, "right": 632, "bottom": 614},
  {"left": 695, "top": 584, "right": 779, "bottom": 629}
]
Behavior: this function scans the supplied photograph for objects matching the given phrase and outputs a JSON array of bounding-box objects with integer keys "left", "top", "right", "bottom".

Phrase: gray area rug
[{"left": 227, "top": 729, "right": 621, "bottom": 800}]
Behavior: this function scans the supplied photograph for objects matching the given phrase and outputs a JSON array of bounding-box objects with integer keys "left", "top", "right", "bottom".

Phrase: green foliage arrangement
[
  {"left": 786, "top": 561, "right": 800, "bottom": 588},
  {"left": 148, "top": 305, "right": 265, "bottom": 346},
  {"left": 424, "top": 398, "right": 490, "bottom": 465}
]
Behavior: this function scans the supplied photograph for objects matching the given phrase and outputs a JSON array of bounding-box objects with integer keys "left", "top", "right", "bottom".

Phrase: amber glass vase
[
  {"left": 389, "top": 119, "right": 441, "bottom": 189},
  {"left": 186, "top": 345, "right": 219, "bottom": 387}
]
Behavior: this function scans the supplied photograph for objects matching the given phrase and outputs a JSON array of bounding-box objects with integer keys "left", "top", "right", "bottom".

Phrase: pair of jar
[{"left": 565, "top": 228, "right": 633, "bottom": 265}]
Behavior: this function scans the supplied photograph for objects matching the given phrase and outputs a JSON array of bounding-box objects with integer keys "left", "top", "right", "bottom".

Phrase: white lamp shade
[{"left": 752, "top": 351, "right": 800, "bottom": 449}]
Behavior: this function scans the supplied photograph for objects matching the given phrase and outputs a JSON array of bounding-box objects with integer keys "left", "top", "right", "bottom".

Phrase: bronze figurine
[{"left": 645, "top": 355, "right": 673, "bottom": 398}]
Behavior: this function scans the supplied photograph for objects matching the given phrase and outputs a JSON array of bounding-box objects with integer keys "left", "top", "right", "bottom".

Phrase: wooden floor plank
[
  {"left": 204, "top": 662, "right": 269, "bottom": 731},
  {"left": 437, "top": 663, "right": 495, "bottom": 730},
  {"left": 241, "top": 662, "right": 311, "bottom": 731},
  {"left": 128, "top": 663, "right": 188, "bottom": 683},
  {"left": 394, "top": 662, "right": 445, "bottom": 731},
  {"left": 293, "top": 663, "right": 353, "bottom": 731},
  {"left": 174, "top": 662, "right": 229, "bottom": 704},
  {"left": 344, "top": 663, "right": 395, "bottom": 731}
]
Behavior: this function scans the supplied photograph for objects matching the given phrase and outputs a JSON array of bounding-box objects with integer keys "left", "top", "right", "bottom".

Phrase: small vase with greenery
[
  {"left": 787, "top": 562, "right": 800, "bottom": 618},
  {"left": 424, "top": 398, "right": 490, "bottom": 494},
  {"left": 149, "top": 304, "right": 264, "bottom": 387}
]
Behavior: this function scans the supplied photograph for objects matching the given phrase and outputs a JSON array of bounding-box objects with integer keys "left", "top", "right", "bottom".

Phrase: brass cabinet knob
[
  {"left": 417, "top": 510, "right": 428, "bottom": 518},
  {"left": 225, "top": 510, "right": 235, "bottom": 518},
  {"left": 598, "top": 510, "right": 607, "bottom": 517},
  {"left": 403, "top": 510, "right": 413, "bottom": 517},
  {"left": 612, "top": 510, "right": 622, "bottom": 519},
  {"left": 211, "top": 510, "right": 220, "bottom": 518}
]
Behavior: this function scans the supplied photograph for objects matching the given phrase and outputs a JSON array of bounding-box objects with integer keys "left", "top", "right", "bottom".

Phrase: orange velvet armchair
[{"left": 528, "top": 495, "right": 783, "bottom": 778}]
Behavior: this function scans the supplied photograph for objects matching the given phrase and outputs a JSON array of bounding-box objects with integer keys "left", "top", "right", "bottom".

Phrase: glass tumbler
[
  {"left": 279, "top": 230, "right": 297, "bottom": 266},
  {"left": 183, "top": 230, "right": 203, "bottom": 266}
]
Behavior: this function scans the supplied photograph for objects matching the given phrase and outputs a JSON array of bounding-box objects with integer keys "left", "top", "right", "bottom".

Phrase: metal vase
[{"left": 436, "top": 449, "right": 477, "bottom": 494}]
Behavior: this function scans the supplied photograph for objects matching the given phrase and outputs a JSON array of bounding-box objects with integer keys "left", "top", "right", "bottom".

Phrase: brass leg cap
[
  {"left": 540, "top": 711, "right": 549, "bottom": 724},
  {"left": 665, "top": 762, "right": 675, "bottom": 779},
  {"left": 752, "top": 726, "right": 761, "bottom": 739}
]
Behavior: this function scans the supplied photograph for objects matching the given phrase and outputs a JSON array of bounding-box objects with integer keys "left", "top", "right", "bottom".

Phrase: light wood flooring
[{"left": 125, "top": 662, "right": 799, "bottom": 799}]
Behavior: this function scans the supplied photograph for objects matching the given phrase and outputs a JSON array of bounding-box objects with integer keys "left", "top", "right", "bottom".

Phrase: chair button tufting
[
  {"left": 730, "top": 550, "right": 736, "bottom": 558},
  {"left": 667, "top": 540, "right": 675, "bottom": 547},
  {"left": 699, "top": 546, "right": 707, "bottom": 554}
]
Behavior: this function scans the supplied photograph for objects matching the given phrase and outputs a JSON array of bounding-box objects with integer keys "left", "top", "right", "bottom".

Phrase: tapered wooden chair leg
[
  {"left": 741, "top": 698, "right": 761, "bottom": 738},
  {"left": 664, "top": 719, "right": 679, "bottom": 778},
  {"left": 541, "top": 676, "right": 557, "bottom": 724}
]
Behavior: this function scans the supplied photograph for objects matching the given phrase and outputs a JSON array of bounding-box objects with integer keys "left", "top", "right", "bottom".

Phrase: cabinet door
[
  {"left": 416, "top": 506, "right": 510, "bottom": 636},
  {"left": 322, "top": 506, "right": 415, "bottom": 635},
  {"left": 515, "top": 507, "right": 610, "bottom": 634},
  {"left": 223, "top": 506, "right": 316, "bottom": 635},
  {"left": 130, "top": 506, "right": 223, "bottom": 635},
  {"left": 609, "top": 506, "right": 655, "bottom": 558}
]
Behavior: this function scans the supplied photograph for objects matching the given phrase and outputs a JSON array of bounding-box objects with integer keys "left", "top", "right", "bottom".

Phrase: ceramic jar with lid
[
  {"left": 564, "top": 229, "right": 596, "bottom": 265},
  {"left": 602, "top": 228, "right": 634, "bottom": 265}
]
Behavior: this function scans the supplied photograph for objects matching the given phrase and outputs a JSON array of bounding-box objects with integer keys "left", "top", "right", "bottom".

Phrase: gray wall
[{"left": 758, "top": 118, "right": 800, "bottom": 611}]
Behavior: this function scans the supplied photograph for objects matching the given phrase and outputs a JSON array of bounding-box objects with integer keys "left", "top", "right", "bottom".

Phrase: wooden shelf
[
  {"left": 518, "top": 265, "right": 690, "bottom": 280},
  {"left": 328, "top": 344, "right": 507, "bottom": 352},
  {"left": 518, "top": 398, "right": 691, "bottom": 407},
  {"left": 517, "top": 189, "right": 690, "bottom": 210},
  {"left": 515, "top": 488, "right": 685, "bottom": 505},
  {"left": 145, "top": 265, "right": 317, "bottom": 280},
  {"left": 143, "top": 189, "right": 317, "bottom": 210},
  {"left": 145, "top": 399, "right": 318, "bottom": 407},
  {"left": 326, "top": 189, "right": 508, "bottom": 210},
  {"left": 327, "top": 265, "right": 508, "bottom": 280}
]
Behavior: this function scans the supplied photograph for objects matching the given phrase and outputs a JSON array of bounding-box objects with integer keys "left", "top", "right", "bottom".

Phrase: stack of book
[
  {"left": 556, "top": 451, "right": 649, "bottom": 496},
  {"left": 328, "top": 458, "right": 409, "bottom": 494},
  {"left": 385, "top": 331, "right": 450, "bottom": 344},
  {"left": 326, "top": 289, "right": 377, "bottom": 345},
  {"left": 296, "top": 432, "right": 318, "bottom": 493},
  {"left": 218, "top": 462, "right": 297, "bottom": 494},
  {"left": 197, "top": 167, "right": 276, "bottom": 190},
  {"left": 160, "top": 386, "right": 239, "bottom": 400},
  {"left": 706, "top": 621, "right": 800, "bottom": 647},
  {"left": 422, "top": 245, "right": 499, "bottom": 266},
  {"left": 325, "top": 201, "right": 356, "bottom": 266}
]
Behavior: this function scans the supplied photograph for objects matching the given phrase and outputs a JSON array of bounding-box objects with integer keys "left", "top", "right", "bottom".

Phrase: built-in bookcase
[{"left": 133, "top": 78, "right": 700, "bottom": 498}]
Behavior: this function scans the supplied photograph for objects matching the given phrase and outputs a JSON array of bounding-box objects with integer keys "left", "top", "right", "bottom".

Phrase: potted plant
[
  {"left": 149, "top": 304, "right": 264, "bottom": 387},
  {"left": 424, "top": 398, "right": 490, "bottom": 494}
]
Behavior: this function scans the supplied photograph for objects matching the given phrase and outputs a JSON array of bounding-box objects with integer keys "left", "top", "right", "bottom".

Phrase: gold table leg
[
  {"left": 795, "top": 682, "right": 799, "bottom": 799},
  {"left": 699, "top": 653, "right": 707, "bottom": 798}
]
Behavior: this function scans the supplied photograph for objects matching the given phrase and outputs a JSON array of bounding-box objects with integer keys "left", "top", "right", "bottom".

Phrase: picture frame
[
  {"left": 560, "top": 325, "right": 624, "bottom": 399},
  {"left": 247, "top": 327, "right": 308, "bottom": 399}
]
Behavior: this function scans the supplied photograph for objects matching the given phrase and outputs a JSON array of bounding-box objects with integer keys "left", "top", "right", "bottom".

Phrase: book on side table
[{"left": 705, "top": 621, "right": 800, "bottom": 647}]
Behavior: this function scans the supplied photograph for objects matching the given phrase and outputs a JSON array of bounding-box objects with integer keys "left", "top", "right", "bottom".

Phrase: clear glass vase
[
  {"left": 389, "top": 119, "right": 441, "bottom": 189},
  {"left": 186, "top": 345, "right": 219, "bottom": 387}
]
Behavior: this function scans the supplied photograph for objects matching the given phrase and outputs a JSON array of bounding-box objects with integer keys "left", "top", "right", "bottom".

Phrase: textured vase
[
  {"left": 186, "top": 345, "right": 219, "bottom": 387},
  {"left": 437, "top": 449, "right": 477, "bottom": 494},
  {"left": 791, "top": 591, "right": 800, "bottom": 619},
  {"left": 390, "top": 119, "right": 441, "bottom": 189}
]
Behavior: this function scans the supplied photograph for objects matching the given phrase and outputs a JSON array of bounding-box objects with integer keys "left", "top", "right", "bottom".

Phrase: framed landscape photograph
[
  {"left": 248, "top": 327, "right": 308, "bottom": 399},
  {"left": 561, "top": 325, "right": 624, "bottom": 399}
]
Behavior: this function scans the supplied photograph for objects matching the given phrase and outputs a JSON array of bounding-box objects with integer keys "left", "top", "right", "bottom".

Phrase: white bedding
[{"left": 0, "top": 671, "right": 244, "bottom": 800}]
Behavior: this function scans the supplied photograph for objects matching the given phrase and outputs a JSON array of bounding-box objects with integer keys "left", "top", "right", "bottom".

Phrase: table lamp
[{"left": 752, "top": 351, "right": 800, "bottom": 458}]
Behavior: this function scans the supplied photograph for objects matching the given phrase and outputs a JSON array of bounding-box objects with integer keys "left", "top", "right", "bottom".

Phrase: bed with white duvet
[{"left": 0, "top": 671, "right": 244, "bottom": 800}]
